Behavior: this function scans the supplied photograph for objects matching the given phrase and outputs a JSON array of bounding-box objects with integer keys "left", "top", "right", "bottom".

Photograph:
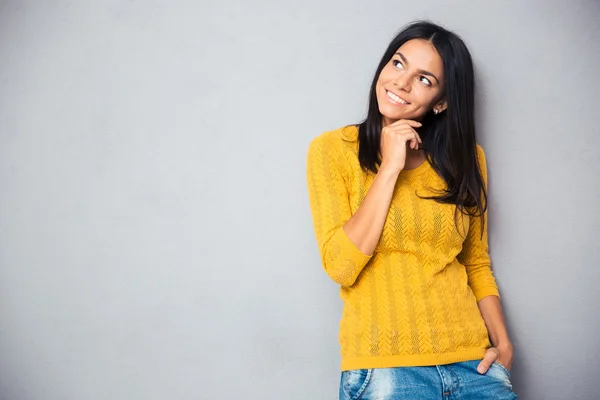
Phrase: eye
[
  {"left": 392, "top": 59, "right": 404, "bottom": 70},
  {"left": 419, "top": 76, "right": 432, "bottom": 86}
]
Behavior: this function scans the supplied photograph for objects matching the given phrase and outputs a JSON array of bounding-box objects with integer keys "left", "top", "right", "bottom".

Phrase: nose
[{"left": 393, "top": 73, "right": 411, "bottom": 92}]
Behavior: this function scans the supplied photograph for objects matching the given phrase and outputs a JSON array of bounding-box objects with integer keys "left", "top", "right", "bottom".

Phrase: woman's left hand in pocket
[{"left": 476, "top": 344, "right": 514, "bottom": 374}]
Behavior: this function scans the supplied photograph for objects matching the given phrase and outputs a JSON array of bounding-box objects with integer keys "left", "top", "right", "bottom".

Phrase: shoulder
[
  {"left": 306, "top": 125, "right": 360, "bottom": 179},
  {"left": 309, "top": 124, "right": 358, "bottom": 148},
  {"left": 475, "top": 143, "right": 486, "bottom": 159},
  {"left": 474, "top": 143, "right": 488, "bottom": 181},
  {"left": 474, "top": 143, "right": 487, "bottom": 166},
  {"left": 307, "top": 125, "right": 359, "bottom": 159}
]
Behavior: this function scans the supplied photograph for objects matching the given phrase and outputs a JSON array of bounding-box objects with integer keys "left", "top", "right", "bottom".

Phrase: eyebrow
[{"left": 395, "top": 52, "right": 440, "bottom": 84}]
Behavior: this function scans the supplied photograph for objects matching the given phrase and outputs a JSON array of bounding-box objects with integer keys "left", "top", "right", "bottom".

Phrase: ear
[{"left": 434, "top": 99, "right": 448, "bottom": 113}]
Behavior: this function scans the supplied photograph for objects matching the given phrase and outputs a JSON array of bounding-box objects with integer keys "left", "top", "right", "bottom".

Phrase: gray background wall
[{"left": 0, "top": 1, "right": 598, "bottom": 399}]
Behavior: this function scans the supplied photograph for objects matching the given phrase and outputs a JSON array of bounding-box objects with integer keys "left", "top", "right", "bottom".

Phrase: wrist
[
  {"left": 496, "top": 341, "right": 513, "bottom": 354},
  {"left": 378, "top": 163, "right": 402, "bottom": 177}
]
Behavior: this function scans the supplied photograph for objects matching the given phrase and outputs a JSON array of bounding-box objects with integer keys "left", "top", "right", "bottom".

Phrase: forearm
[
  {"left": 477, "top": 295, "right": 512, "bottom": 350},
  {"left": 343, "top": 167, "right": 399, "bottom": 256}
]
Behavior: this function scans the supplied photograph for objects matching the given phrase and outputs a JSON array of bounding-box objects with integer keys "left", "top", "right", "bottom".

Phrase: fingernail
[{"left": 477, "top": 367, "right": 485, "bottom": 374}]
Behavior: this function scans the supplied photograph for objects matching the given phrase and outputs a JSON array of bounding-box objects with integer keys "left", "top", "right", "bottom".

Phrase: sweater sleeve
[
  {"left": 306, "top": 136, "right": 373, "bottom": 287},
  {"left": 456, "top": 145, "right": 501, "bottom": 302}
]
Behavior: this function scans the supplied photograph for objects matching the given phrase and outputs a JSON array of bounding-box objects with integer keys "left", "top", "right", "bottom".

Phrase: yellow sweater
[{"left": 306, "top": 125, "right": 500, "bottom": 371}]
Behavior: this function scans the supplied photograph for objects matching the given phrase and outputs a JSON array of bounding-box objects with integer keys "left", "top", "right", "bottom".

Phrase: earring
[{"left": 434, "top": 109, "right": 439, "bottom": 114}]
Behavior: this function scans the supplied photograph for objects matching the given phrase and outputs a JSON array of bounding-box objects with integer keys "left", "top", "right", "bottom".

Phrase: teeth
[{"left": 387, "top": 90, "right": 408, "bottom": 104}]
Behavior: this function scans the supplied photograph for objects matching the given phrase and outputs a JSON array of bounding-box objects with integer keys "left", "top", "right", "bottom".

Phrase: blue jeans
[{"left": 339, "top": 359, "right": 517, "bottom": 399}]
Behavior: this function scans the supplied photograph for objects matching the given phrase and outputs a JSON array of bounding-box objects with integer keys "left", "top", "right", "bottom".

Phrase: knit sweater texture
[{"left": 306, "top": 125, "right": 500, "bottom": 371}]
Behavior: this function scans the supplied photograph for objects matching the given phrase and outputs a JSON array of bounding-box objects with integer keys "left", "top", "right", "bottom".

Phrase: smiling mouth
[{"left": 386, "top": 90, "right": 410, "bottom": 105}]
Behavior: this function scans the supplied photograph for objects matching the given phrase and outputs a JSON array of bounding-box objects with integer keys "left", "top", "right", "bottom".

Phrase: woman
[{"left": 306, "top": 21, "right": 517, "bottom": 399}]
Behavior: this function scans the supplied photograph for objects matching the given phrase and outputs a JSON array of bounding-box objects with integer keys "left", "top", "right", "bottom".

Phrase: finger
[
  {"left": 411, "top": 134, "right": 418, "bottom": 150},
  {"left": 400, "top": 133, "right": 416, "bottom": 149},
  {"left": 397, "top": 136, "right": 417, "bottom": 151},
  {"left": 477, "top": 349, "right": 499, "bottom": 374},
  {"left": 389, "top": 127, "right": 423, "bottom": 144},
  {"left": 400, "top": 132, "right": 421, "bottom": 148},
  {"left": 413, "top": 132, "right": 421, "bottom": 149},
  {"left": 396, "top": 133, "right": 416, "bottom": 149},
  {"left": 388, "top": 119, "right": 423, "bottom": 128},
  {"left": 388, "top": 128, "right": 422, "bottom": 143}
]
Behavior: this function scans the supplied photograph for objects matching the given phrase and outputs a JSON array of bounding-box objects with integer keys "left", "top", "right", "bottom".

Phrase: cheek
[
  {"left": 413, "top": 88, "right": 439, "bottom": 107},
  {"left": 375, "top": 76, "right": 389, "bottom": 98},
  {"left": 377, "top": 67, "right": 394, "bottom": 85}
]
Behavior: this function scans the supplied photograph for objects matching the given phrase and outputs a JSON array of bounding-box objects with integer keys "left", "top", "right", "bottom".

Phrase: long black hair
[{"left": 357, "top": 20, "right": 487, "bottom": 236}]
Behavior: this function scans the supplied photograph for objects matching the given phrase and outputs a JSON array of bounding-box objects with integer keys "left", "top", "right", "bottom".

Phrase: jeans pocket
[
  {"left": 342, "top": 368, "right": 373, "bottom": 400},
  {"left": 492, "top": 361, "right": 511, "bottom": 378}
]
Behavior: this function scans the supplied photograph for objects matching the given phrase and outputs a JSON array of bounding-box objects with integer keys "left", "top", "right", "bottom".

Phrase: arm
[
  {"left": 458, "top": 145, "right": 513, "bottom": 372},
  {"left": 306, "top": 137, "right": 399, "bottom": 287},
  {"left": 477, "top": 296, "right": 514, "bottom": 374},
  {"left": 456, "top": 145, "right": 500, "bottom": 302},
  {"left": 477, "top": 295, "right": 514, "bottom": 369}
]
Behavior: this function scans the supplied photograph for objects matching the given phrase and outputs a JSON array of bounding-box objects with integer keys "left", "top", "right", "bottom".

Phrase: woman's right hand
[{"left": 379, "top": 119, "right": 423, "bottom": 174}]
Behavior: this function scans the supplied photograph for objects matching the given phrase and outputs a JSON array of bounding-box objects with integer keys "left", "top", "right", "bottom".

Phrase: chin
[{"left": 379, "top": 108, "right": 408, "bottom": 122}]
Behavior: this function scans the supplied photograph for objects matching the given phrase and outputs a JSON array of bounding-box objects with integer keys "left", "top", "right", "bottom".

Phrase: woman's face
[{"left": 376, "top": 38, "right": 447, "bottom": 126}]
